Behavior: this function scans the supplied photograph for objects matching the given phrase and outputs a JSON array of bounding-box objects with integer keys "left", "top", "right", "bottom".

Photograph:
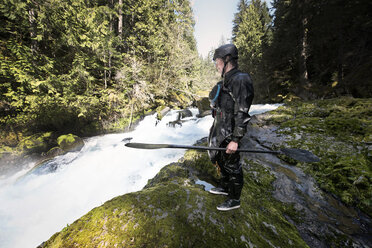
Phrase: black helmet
[{"left": 213, "top": 44, "right": 238, "bottom": 61}]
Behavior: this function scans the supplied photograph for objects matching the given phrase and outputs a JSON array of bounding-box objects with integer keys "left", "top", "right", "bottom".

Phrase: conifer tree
[{"left": 232, "top": 0, "right": 271, "bottom": 101}]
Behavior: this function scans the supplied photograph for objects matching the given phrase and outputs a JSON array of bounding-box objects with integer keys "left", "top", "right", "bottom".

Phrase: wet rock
[
  {"left": 44, "top": 147, "right": 64, "bottom": 158},
  {"left": 178, "top": 109, "right": 193, "bottom": 119},
  {"left": 197, "top": 110, "right": 211, "bottom": 118},
  {"left": 167, "top": 120, "right": 182, "bottom": 128},
  {"left": 167, "top": 109, "right": 194, "bottom": 128},
  {"left": 157, "top": 106, "right": 170, "bottom": 120},
  {"left": 0, "top": 132, "right": 57, "bottom": 176},
  {"left": 241, "top": 106, "right": 372, "bottom": 248},
  {"left": 122, "top": 137, "right": 133, "bottom": 143}
]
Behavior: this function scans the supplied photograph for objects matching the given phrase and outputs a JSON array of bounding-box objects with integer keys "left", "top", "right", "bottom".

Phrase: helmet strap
[{"left": 221, "top": 57, "right": 230, "bottom": 78}]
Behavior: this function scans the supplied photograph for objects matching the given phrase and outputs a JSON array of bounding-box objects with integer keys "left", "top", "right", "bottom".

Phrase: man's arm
[{"left": 230, "top": 74, "right": 254, "bottom": 145}]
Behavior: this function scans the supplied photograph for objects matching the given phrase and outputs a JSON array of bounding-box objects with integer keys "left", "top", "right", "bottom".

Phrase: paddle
[{"left": 124, "top": 142, "right": 320, "bottom": 163}]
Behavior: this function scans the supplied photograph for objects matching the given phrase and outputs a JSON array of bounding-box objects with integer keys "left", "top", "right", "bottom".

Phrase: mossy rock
[
  {"left": 17, "top": 132, "right": 54, "bottom": 154},
  {"left": 156, "top": 106, "right": 170, "bottom": 120},
  {"left": 196, "top": 97, "right": 211, "bottom": 117},
  {"left": 269, "top": 97, "right": 372, "bottom": 214},
  {"left": 169, "top": 92, "right": 193, "bottom": 109},
  {"left": 178, "top": 109, "right": 193, "bottom": 119},
  {"left": 57, "top": 134, "right": 84, "bottom": 153},
  {"left": 41, "top": 152, "right": 308, "bottom": 248},
  {"left": 45, "top": 146, "right": 64, "bottom": 158},
  {"left": 144, "top": 162, "right": 190, "bottom": 189}
]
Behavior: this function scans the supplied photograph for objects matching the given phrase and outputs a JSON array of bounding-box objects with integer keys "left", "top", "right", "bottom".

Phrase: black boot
[
  {"left": 217, "top": 199, "right": 241, "bottom": 211},
  {"left": 209, "top": 187, "right": 228, "bottom": 195}
]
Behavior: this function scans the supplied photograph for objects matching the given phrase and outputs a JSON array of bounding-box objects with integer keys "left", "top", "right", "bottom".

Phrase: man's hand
[{"left": 226, "top": 141, "right": 238, "bottom": 154}]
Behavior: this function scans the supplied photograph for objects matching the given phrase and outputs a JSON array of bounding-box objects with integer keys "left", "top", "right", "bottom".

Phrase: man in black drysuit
[{"left": 208, "top": 44, "right": 254, "bottom": 211}]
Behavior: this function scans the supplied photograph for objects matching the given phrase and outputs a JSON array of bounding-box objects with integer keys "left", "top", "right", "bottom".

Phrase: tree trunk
[
  {"left": 103, "top": 0, "right": 114, "bottom": 89},
  {"left": 104, "top": 53, "right": 107, "bottom": 89},
  {"left": 299, "top": 16, "right": 309, "bottom": 88},
  {"left": 295, "top": 2, "right": 311, "bottom": 100},
  {"left": 336, "top": 10, "right": 344, "bottom": 93},
  {"left": 28, "top": 8, "right": 37, "bottom": 54},
  {"left": 118, "top": 0, "right": 123, "bottom": 38}
]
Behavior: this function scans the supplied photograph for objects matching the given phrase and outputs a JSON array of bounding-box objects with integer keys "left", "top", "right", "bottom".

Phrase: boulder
[
  {"left": 196, "top": 97, "right": 211, "bottom": 117},
  {"left": 156, "top": 106, "right": 170, "bottom": 120},
  {"left": 45, "top": 146, "right": 64, "bottom": 158},
  {"left": 57, "top": 134, "right": 84, "bottom": 153},
  {"left": 177, "top": 109, "right": 193, "bottom": 119}
]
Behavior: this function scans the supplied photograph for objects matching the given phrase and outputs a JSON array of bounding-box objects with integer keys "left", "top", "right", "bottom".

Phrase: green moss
[
  {"left": 182, "top": 149, "right": 220, "bottom": 182},
  {"left": 57, "top": 134, "right": 84, "bottom": 152},
  {"left": 57, "top": 134, "right": 75, "bottom": 146},
  {"left": 170, "top": 92, "right": 191, "bottom": 109},
  {"left": 144, "top": 162, "right": 190, "bottom": 188},
  {"left": 42, "top": 150, "right": 308, "bottom": 248},
  {"left": 269, "top": 97, "right": 372, "bottom": 214}
]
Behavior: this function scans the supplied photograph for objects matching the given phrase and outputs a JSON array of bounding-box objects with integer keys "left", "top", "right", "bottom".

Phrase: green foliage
[
  {"left": 17, "top": 132, "right": 53, "bottom": 154},
  {"left": 1, "top": 0, "right": 215, "bottom": 149}
]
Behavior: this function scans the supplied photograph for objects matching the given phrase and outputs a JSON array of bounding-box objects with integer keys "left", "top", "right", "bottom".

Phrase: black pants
[{"left": 216, "top": 141, "right": 244, "bottom": 200}]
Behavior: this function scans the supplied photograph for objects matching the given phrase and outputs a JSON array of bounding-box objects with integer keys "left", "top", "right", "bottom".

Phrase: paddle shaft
[
  {"left": 124, "top": 142, "right": 320, "bottom": 163},
  {"left": 126, "top": 143, "right": 280, "bottom": 154}
]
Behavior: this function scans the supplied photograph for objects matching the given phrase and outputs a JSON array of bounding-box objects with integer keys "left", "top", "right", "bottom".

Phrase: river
[{"left": 0, "top": 104, "right": 280, "bottom": 248}]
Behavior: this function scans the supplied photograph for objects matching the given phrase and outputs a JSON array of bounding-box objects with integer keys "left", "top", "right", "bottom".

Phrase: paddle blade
[
  {"left": 125, "top": 143, "right": 170, "bottom": 149},
  {"left": 280, "top": 148, "right": 320, "bottom": 163}
]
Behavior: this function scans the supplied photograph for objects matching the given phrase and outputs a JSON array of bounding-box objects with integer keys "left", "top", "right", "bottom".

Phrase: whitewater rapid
[{"left": 0, "top": 104, "right": 280, "bottom": 248}]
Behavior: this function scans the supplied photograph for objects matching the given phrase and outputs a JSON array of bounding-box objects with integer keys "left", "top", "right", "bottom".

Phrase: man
[{"left": 208, "top": 44, "right": 254, "bottom": 211}]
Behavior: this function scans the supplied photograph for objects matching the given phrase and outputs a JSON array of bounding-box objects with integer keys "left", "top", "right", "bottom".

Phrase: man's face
[{"left": 215, "top": 58, "right": 224, "bottom": 74}]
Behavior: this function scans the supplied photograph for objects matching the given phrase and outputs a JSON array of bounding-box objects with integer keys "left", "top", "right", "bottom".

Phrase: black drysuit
[{"left": 208, "top": 68, "right": 254, "bottom": 200}]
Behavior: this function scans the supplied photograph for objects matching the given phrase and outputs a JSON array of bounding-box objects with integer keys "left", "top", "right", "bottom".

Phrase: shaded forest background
[
  {"left": 233, "top": 0, "right": 372, "bottom": 102},
  {"left": 1, "top": 0, "right": 371, "bottom": 140}
]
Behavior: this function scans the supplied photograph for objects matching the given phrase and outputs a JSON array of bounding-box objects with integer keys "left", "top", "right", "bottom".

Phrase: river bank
[{"left": 39, "top": 97, "right": 372, "bottom": 248}]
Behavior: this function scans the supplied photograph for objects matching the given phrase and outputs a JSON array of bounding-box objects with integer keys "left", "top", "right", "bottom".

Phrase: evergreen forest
[
  {"left": 1, "top": 0, "right": 217, "bottom": 139},
  {"left": 233, "top": 0, "right": 372, "bottom": 102},
  {"left": 1, "top": 0, "right": 371, "bottom": 148}
]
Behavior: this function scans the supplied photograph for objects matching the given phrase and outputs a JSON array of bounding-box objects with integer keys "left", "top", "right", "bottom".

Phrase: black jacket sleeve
[{"left": 230, "top": 73, "right": 254, "bottom": 142}]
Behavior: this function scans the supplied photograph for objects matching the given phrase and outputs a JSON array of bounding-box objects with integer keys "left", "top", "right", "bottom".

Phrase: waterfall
[{"left": 0, "top": 104, "right": 280, "bottom": 248}]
